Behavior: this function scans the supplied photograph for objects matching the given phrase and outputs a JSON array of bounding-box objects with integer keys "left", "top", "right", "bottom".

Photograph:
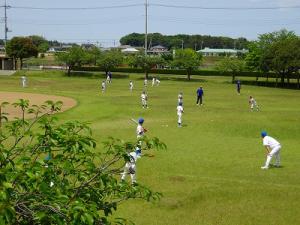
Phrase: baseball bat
[{"left": 130, "top": 118, "right": 138, "bottom": 125}]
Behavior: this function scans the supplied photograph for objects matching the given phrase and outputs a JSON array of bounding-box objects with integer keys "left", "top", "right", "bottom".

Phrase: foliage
[
  {"left": 120, "top": 33, "right": 249, "bottom": 50},
  {"left": 130, "top": 54, "right": 165, "bottom": 79},
  {"left": 28, "top": 35, "right": 50, "bottom": 53},
  {"left": 6, "top": 37, "right": 39, "bottom": 69},
  {"left": 86, "top": 46, "right": 102, "bottom": 66},
  {"left": 172, "top": 49, "right": 202, "bottom": 80},
  {"left": 97, "top": 50, "right": 123, "bottom": 75},
  {"left": 56, "top": 46, "right": 88, "bottom": 76},
  {"left": 0, "top": 100, "right": 166, "bottom": 224},
  {"left": 215, "top": 57, "right": 246, "bottom": 83}
]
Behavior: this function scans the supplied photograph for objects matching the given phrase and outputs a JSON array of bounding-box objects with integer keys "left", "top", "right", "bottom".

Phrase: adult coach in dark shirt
[{"left": 196, "top": 87, "right": 204, "bottom": 105}]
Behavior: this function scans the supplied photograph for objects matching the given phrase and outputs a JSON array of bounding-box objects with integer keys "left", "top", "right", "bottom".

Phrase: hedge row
[{"left": 73, "top": 66, "right": 281, "bottom": 78}]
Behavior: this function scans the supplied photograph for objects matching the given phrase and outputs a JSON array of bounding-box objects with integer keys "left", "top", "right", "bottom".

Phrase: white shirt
[
  {"left": 129, "top": 151, "right": 140, "bottom": 163},
  {"left": 249, "top": 97, "right": 256, "bottom": 105},
  {"left": 102, "top": 82, "right": 106, "bottom": 88},
  {"left": 263, "top": 136, "right": 281, "bottom": 149},
  {"left": 136, "top": 124, "right": 144, "bottom": 138},
  {"left": 144, "top": 79, "right": 148, "bottom": 85},
  {"left": 141, "top": 93, "right": 147, "bottom": 100},
  {"left": 129, "top": 82, "right": 133, "bottom": 88},
  {"left": 177, "top": 105, "right": 184, "bottom": 115}
]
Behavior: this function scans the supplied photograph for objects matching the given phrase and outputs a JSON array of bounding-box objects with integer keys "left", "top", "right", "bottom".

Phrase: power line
[
  {"left": 4, "top": 4, "right": 143, "bottom": 10},
  {"left": 150, "top": 3, "right": 300, "bottom": 10}
]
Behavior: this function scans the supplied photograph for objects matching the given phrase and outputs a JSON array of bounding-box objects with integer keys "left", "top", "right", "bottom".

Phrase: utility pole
[
  {"left": 194, "top": 43, "right": 197, "bottom": 51},
  {"left": 4, "top": 0, "right": 11, "bottom": 46},
  {"left": 144, "top": 0, "right": 148, "bottom": 55},
  {"left": 181, "top": 40, "right": 184, "bottom": 50}
]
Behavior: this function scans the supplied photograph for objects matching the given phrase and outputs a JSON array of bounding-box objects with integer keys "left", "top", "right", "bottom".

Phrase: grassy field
[{"left": 1, "top": 71, "right": 300, "bottom": 225}]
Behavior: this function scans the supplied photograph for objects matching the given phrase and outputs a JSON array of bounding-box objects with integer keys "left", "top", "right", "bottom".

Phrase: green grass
[{"left": 1, "top": 71, "right": 300, "bottom": 225}]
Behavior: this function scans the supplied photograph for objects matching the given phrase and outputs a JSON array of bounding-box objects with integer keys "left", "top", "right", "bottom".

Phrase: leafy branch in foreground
[{"left": 0, "top": 99, "right": 166, "bottom": 225}]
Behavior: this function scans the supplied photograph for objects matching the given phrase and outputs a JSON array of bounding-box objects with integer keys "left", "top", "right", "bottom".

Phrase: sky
[{"left": 1, "top": 0, "right": 300, "bottom": 47}]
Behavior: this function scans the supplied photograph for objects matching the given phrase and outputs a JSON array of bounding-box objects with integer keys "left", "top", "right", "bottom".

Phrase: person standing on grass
[
  {"left": 249, "top": 96, "right": 259, "bottom": 111},
  {"left": 144, "top": 78, "right": 148, "bottom": 88},
  {"left": 141, "top": 91, "right": 148, "bottom": 108},
  {"left": 178, "top": 92, "right": 183, "bottom": 105},
  {"left": 129, "top": 80, "right": 133, "bottom": 92},
  {"left": 101, "top": 80, "right": 106, "bottom": 93},
  {"left": 196, "top": 86, "right": 204, "bottom": 105},
  {"left": 121, "top": 149, "right": 141, "bottom": 185},
  {"left": 237, "top": 80, "right": 241, "bottom": 95},
  {"left": 176, "top": 102, "right": 184, "bottom": 127},
  {"left": 21, "top": 75, "right": 27, "bottom": 88},
  {"left": 260, "top": 131, "right": 282, "bottom": 170},
  {"left": 152, "top": 77, "right": 156, "bottom": 87}
]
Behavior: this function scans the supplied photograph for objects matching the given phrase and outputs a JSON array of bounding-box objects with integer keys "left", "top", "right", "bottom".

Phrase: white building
[{"left": 197, "top": 47, "right": 248, "bottom": 56}]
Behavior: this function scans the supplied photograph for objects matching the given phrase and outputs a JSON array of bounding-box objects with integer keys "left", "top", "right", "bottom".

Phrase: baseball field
[{"left": 1, "top": 70, "right": 300, "bottom": 225}]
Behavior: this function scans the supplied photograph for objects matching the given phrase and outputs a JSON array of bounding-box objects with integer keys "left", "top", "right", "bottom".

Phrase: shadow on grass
[
  {"left": 224, "top": 80, "right": 300, "bottom": 90},
  {"left": 66, "top": 71, "right": 129, "bottom": 79}
]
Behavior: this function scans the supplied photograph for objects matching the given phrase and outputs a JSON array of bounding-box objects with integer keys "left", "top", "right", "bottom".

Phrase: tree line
[{"left": 120, "top": 32, "right": 249, "bottom": 50}]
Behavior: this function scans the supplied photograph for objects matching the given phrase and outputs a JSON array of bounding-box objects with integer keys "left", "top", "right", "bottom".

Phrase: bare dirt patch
[{"left": 0, "top": 92, "right": 77, "bottom": 120}]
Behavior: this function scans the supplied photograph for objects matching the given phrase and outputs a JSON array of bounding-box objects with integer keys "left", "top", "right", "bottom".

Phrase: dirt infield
[{"left": 0, "top": 92, "right": 77, "bottom": 120}]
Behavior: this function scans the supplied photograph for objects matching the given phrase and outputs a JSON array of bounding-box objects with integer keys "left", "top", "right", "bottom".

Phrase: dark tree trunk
[
  {"left": 20, "top": 58, "right": 23, "bottom": 70},
  {"left": 145, "top": 71, "right": 149, "bottom": 79},
  {"left": 187, "top": 73, "right": 191, "bottom": 80},
  {"left": 67, "top": 66, "right": 71, "bottom": 76},
  {"left": 275, "top": 74, "right": 278, "bottom": 87},
  {"left": 232, "top": 74, "right": 235, "bottom": 83},
  {"left": 280, "top": 72, "right": 285, "bottom": 85}
]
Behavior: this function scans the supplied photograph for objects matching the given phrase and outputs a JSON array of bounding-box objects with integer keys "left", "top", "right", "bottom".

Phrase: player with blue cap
[{"left": 260, "top": 131, "right": 282, "bottom": 169}]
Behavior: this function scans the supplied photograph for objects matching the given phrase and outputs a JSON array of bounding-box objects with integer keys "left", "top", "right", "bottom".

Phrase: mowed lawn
[{"left": 1, "top": 71, "right": 300, "bottom": 225}]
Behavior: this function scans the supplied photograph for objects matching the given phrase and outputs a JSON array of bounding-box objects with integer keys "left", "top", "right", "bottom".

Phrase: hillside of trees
[{"left": 120, "top": 33, "right": 249, "bottom": 50}]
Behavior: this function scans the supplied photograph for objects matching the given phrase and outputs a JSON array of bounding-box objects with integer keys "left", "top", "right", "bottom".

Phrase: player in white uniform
[
  {"left": 261, "top": 131, "right": 282, "bottom": 169},
  {"left": 101, "top": 80, "right": 106, "bottom": 93},
  {"left": 152, "top": 77, "right": 156, "bottom": 87},
  {"left": 176, "top": 102, "right": 184, "bottom": 127},
  {"left": 129, "top": 80, "right": 133, "bottom": 92},
  {"left": 249, "top": 96, "right": 259, "bottom": 111},
  {"left": 121, "top": 149, "right": 141, "bottom": 184},
  {"left": 155, "top": 78, "right": 160, "bottom": 86},
  {"left": 21, "top": 76, "right": 27, "bottom": 88},
  {"left": 141, "top": 91, "right": 148, "bottom": 108},
  {"left": 178, "top": 92, "right": 183, "bottom": 105},
  {"left": 144, "top": 78, "right": 148, "bottom": 87}
]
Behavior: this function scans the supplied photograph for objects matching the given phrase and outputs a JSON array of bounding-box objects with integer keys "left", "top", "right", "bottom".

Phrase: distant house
[
  {"left": 81, "top": 43, "right": 97, "bottom": 50},
  {"left": 121, "top": 47, "right": 139, "bottom": 54},
  {"left": 197, "top": 47, "right": 248, "bottom": 56},
  {"left": 48, "top": 45, "right": 73, "bottom": 53},
  {"left": 148, "top": 45, "right": 169, "bottom": 55}
]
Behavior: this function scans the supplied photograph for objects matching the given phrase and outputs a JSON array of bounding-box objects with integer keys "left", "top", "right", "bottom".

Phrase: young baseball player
[
  {"left": 178, "top": 92, "right": 183, "bottom": 105},
  {"left": 177, "top": 102, "right": 184, "bottom": 127},
  {"left": 141, "top": 91, "right": 148, "bottom": 108},
  {"left": 249, "top": 96, "right": 259, "bottom": 111},
  {"left": 261, "top": 131, "right": 282, "bottom": 169},
  {"left": 101, "top": 80, "right": 106, "bottom": 93},
  {"left": 155, "top": 78, "right": 160, "bottom": 86},
  {"left": 196, "top": 87, "right": 204, "bottom": 105},
  {"left": 236, "top": 80, "right": 241, "bottom": 95},
  {"left": 121, "top": 149, "right": 141, "bottom": 184},
  {"left": 21, "top": 75, "right": 27, "bottom": 88},
  {"left": 152, "top": 77, "right": 156, "bottom": 87},
  {"left": 129, "top": 80, "right": 133, "bottom": 92},
  {"left": 136, "top": 118, "right": 147, "bottom": 139},
  {"left": 144, "top": 78, "right": 148, "bottom": 87}
]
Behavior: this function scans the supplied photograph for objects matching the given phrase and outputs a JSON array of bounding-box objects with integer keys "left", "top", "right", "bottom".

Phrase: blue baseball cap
[
  {"left": 138, "top": 118, "right": 144, "bottom": 124},
  {"left": 261, "top": 131, "right": 267, "bottom": 137}
]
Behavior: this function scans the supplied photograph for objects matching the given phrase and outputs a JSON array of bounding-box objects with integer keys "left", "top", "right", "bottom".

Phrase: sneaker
[{"left": 261, "top": 166, "right": 269, "bottom": 170}]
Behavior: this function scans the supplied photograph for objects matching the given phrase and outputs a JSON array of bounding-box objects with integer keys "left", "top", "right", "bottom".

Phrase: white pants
[
  {"left": 22, "top": 81, "right": 26, "bottom": 87},
  {"left": 264, "top": 145, "right": 281, "bottom": 167},
  {"left": 177, "top": 113, "right": 182, "bottom": 124},
  {"left": 121, "top": 162, "right": 136, "bottom": 184},
  {"left": 142, "top": 99, "right": 147, "bottom": 107}
]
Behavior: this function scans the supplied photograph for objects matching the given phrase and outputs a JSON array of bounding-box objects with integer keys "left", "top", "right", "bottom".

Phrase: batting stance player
[
  {"left": 136, "top": 118, "right": 147, "bottom": 139},
  {"left": 121, "top": 149, "right": 141, "bottom": 184},
  {"left": 176, "top": 102, "right": 184, "bottom": 127},
  {"left": 261, "top": 131, "right": 282, "bottom": 169},
  {"left": 141, "top": 91, "right": 148, "bottom": 108}
]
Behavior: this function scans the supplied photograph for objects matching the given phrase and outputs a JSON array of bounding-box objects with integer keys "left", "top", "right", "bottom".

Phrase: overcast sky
[{"left": 2, "top": 0, "right": 300, "bottom": 46}]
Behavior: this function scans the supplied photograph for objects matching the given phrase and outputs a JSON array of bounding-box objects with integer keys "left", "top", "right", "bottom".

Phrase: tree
[
  {"left": 216, "top": 57, "right": 246, "bottom": 83},
  {"left": 131, "top": 54, "right": 165, "bottom": 79},
  {"left": 0, "top": 99, "right": 166, "bottom": 224},
  {"left": 172, "top": 49, "right": 202, "bottom": 80},
  {"left": 29, "top": 35, "right": 49, "bottom": 53},
  {"left": 56, "top": 46, "right": 87, "bottom": 76},
  {"left": 97, "top": 50, "right": 123, "bottom": 75},
  {"left": 86, "top": 46, "right": 102, "bottom": 66},
  {"left": 6, "top": 37, "right": 38, "bottom": 69},
  {"left": 264, "top": 37, "right": 300, "bottom": 86}
]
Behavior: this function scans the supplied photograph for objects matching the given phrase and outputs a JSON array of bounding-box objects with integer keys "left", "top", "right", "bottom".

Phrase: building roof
[{"left": 197, "top": 47, "right": 248, "bottom": 54}]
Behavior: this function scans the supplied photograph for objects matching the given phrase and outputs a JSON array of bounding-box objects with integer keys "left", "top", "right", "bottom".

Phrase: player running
[
  {"left": 129, "top": 80, "right": 133, "bottom": 92},
  {"left": 101, "top": 80, "right": 106, "bottom": 93}
]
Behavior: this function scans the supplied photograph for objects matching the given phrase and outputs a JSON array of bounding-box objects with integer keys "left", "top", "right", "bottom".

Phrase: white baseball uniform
[
  {"left": 177, "top": 105, "right": 184, "bottom": 126},
  {"left": 141, "top": 93, "right": 148, "bottom": 108},
  {"left": 21, "top": 76, "right": 27, "bottom": 88},
  {"left": 121, "top": 151, "right": 140, "bottom": 184},
  {"left": 101, "top": 81, "right": 106, "bottom": 92},
  {"left": 249, "top": 97, "right": 259, "bottom": 111},
  {"left": 156, "top": 79, "right": 160, "bottom": 86},
  {"left": 152, "top": 78, "right": 156, "bottom": 87},
  {"left": 178, "top": 94, "right": 183, "bottom": 104},
  {"left": 262, "top": 136, "right": 281, "bottom": 168},
  {"left": 129, "top": 81, "right": 133, "bottom": 91}
]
